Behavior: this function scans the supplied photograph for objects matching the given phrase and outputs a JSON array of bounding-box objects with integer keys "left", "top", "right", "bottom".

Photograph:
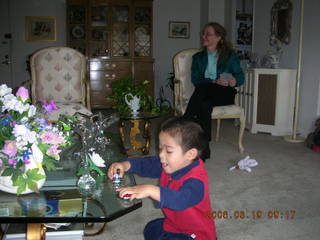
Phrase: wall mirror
[{"left": 270, "top": 0, "right": 293, "bottom": 45}]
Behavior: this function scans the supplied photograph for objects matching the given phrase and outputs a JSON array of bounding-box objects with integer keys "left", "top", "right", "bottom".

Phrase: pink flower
[
  {"left": 40, "top": 132, "right": 66, "bottom": 145},
  {"left": 2, "top": 140, "right": 18, "bottom": 157},
  {"left": 16, "top": 87, "right": 29, "bottom": 101},
  {"left": 46, "top": 145, "right": 61, "bottom": 160},
  {"left": 8, "top": 158, "right": 17, "bottom": 166}
]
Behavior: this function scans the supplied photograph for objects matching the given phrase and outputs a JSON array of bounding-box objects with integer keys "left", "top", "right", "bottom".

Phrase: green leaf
[
  {"left": 26, "top": 168, "right": 46, "bottom": 181},
  {"left": 42, "top": 156, "right": 57, "bottom": 171},
  {"left": 1, "top": 168, "right": 13, "bottom": 176},
  {"left": 13, "top": 176, "right": 27, "bottom": 195},
  {"left": 27, "top": 180, "right": 39, "bottom": 193}
]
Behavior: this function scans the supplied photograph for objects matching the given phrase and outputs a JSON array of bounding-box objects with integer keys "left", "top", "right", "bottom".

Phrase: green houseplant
[
  {"left": 107, "top": 78, "right": 153, "bottom": 116},
  {"left": 107, "top": 78, "right": 172, "bottom": 116}
]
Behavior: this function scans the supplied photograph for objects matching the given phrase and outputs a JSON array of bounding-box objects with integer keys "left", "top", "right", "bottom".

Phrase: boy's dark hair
[{"left": 160, "top": 117, "right": 208, "bottom": 158}]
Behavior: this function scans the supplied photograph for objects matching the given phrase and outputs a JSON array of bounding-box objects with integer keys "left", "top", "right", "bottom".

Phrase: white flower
[
  {"left": 14, "top": 101, "right": 29, "bottom": 114},
  {"left": 0, "top": 84, "right": 12, "bottom": 97},
  {"left": 2, "top": 94, "right": 18, "bottom": 112},
  {"left": 90, "top": 152, "right": 106, "bottom": 167},
  {"left": 13, "top": 124, "right": 37, "bottom": 145},
  {"left": 13, "top": 124, "right": 28, "bottom": 137},
  {"left": 25, "top": 130, "right": 37, "bottom": 144},
  {"left": 20, "top": 117, "right": 29, "bottom": 123},
  {"left": 28, "top": 105, "right": 37, "bottom": 117}
]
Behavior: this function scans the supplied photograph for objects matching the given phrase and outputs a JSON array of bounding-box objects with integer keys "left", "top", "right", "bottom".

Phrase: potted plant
[
  {"left": 107, "top": 78, "right": 153, "bottom": 115},
  {"left": 0, "top": 84, "right": 72, "bottom": 194}
]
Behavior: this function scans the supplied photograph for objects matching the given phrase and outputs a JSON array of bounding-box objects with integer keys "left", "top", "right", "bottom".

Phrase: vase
[{"left": 0, "top": 144, "right": 46, "bottom": 195}]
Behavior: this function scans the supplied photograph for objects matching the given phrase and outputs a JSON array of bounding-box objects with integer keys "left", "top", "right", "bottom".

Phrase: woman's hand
[
  {"left": 107, "top": 161, "right": 131, "bottom": 180},
  {"left": 215, "top": 78, "right": 237, "bottom": 87},
  {"left": 119, "top": 184, "right": 160, "bottom": 201}
]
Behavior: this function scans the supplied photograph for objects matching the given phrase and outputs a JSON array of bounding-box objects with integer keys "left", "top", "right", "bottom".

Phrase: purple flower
[
  {"left": 39, "top": 99, "right": 59, "bottom": 113},
  {"left": 35, "top": 118, "right": 52, "bottom": 130},
  {"left": 16, "top": 87, "right": 29, "bottom": 101},
  {"left": 8, "top": 158, "right": 17, "bottom": 166},
  {"left": 2, "top": 140, "right": 18, "bottom": 157}
]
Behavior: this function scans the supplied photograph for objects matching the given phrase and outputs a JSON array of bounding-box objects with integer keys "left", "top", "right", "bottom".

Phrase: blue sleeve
[
  {"left": 124, "top": 156, "right": 162, "bottom": 178},
  {"left": 158, "top": 178, "right": 204, "bottom": 210}
]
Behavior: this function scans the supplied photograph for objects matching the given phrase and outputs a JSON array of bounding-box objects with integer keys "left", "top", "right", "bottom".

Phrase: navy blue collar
[{"left": 170, "top": 160, "right": 200, "bottom": 180}]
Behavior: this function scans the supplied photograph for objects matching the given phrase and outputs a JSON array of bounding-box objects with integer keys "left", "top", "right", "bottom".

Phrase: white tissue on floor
[{"left": 229, "top": 156, "right": 258, "bottom": 172}]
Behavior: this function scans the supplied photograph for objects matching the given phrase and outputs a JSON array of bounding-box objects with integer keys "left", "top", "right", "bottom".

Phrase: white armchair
[
  {"left": 30, "top": 46, "right": 92, "bottom": 122},
  {"left": 173, "top": 48, "right": 245, "bottom": 153}
]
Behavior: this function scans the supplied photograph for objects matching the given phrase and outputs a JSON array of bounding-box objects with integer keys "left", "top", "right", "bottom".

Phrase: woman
[{"left": 184, "top": 22, "right": 244, "bottom": 160}]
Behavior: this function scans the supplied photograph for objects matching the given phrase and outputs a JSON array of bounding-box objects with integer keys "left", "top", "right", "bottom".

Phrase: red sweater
[{"left": 160, "top": 160, "right": 216, "bottom": 240}]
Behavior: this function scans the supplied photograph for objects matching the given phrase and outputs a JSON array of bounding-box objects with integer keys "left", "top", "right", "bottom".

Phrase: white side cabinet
[{"left": 239, "top": 68, "right": 297, "bottom": 136}]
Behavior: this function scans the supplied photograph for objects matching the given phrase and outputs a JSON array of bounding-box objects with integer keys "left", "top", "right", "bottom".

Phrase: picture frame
[
  {"left": 168, "top": 21, "right": 190, "bottom": 39},
  {"left": 25, "top": 16, "right": 56, "bottom": 42}
]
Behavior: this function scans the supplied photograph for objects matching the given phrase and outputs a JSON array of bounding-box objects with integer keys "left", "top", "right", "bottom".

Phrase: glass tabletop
[
  {"left": 0, "top": 133, "right": 142, "bottom": 224},
  {"left": 119, "top": 111, "right": 160, "bottom": 120}
]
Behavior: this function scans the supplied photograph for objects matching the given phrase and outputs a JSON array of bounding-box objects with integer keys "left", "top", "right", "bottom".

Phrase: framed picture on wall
[
  {"left": 168, "top": 21, "right": 190, "bottom": 39},
  {"left": 25, "top": 16, "right": 56, "bottom": 42}
]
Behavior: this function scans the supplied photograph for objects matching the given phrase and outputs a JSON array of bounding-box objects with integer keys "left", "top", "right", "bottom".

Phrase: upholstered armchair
[
  {"left": 173, "top": 48, "right": 245, "bottom": 153},
  {"left": 30, "top": 46, "right": 92, "bottom": 121}
]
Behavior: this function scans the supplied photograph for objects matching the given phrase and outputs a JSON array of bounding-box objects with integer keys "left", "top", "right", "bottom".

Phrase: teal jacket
[{"left": 191, "top": 48, "right": 244, "bottom": 87}]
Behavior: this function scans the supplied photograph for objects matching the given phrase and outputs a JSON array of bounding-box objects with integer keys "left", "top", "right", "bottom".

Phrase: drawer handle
[
  {"left": 106, "top": 84, "right": 110, "bottom": 88},
  {"left": 105, "top": 63, "right": 110, "bottom": 68},
  {"left": 112, "top": 63, "right": 116, "bottom": 68},
  {"left": 105, "top": 73, "right": 110, "bottom": 78},
  {"left": 111, "top": 73, "right": 116, "bottom": 79}
]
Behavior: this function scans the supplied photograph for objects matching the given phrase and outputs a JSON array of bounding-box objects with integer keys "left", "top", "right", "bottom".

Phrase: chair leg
[
  {"left": 215, "top": 119, "right": 221, "bottom": 142},
  {"left": 238, "top": 114, "right": 245, "bottom": 153}
]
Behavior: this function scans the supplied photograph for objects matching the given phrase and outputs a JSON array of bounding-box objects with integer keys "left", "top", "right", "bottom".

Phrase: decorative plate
[{"left": 71, "top": 25, "right": 85, "bottom": 39}]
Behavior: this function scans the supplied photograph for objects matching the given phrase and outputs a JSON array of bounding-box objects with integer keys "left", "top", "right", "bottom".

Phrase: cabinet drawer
[
  {"left": 91, "top": 90, "right": 113, "bottom": 108},
  {"left": 90, "top": 61, "right": 131, "bottom": 71},
  {"left": 90, "top": 70, "right": 131, "bottom": 84}
]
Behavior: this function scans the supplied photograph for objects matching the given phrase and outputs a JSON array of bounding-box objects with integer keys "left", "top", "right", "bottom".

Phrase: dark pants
[
  {"left": 144, "top": 218, "right": 194, "bottom": 240},
  {"left": 184, "top": 83, "right": 236, "bottom": 141}
]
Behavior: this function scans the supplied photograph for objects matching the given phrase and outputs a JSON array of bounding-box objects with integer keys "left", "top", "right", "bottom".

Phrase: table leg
[
  {"left": 119, "top": 120, "right": 126, "bottom": 147},
  {"left": 130, "top": 120, "right": 143, "bottom": 150},
  {"left": 141, "top": 120, "right": 151, "bottom": 155},
  {"left": 119, "top": 119, "right": 152, "bottom": 156},
  {"left": 26, "top": 224, "right": 46, "bottom": 240}
]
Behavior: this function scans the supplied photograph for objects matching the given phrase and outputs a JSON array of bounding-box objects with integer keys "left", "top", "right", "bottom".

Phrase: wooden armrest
[
  {"left": 173, "top": 78, "right": 181, "bottom": 84},
  {"left": 23, "top": 80, "right": 32, "bottom": 88}
]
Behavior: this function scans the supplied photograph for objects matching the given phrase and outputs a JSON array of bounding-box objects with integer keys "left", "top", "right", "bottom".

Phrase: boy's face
[{"left": 159, "top": 131, "right": 196, "bottom": 174}]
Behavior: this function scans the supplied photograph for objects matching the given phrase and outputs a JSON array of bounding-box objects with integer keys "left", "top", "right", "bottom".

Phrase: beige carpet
[{"left": 85, "top": 117, "right": 320, "bottom": 240}]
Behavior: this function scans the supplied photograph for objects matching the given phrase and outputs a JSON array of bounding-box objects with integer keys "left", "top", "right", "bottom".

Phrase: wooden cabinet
[
  {"left": 66, "top": 0, "right": 154, "bottom": 108},
  {"left": 239, "top": 68, "right": 297, "bottom": 136}
]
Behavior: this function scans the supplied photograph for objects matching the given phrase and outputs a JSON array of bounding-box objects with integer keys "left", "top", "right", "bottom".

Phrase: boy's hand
[
  {"left": 107, "top": 161, "right": 131, "bottom": 180},
  {"left": 119, "top": 184, "right": 160, "bottom": 202}
]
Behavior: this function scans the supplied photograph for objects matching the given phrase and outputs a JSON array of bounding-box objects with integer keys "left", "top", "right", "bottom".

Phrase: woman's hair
[
  {"left": 160, "top": 117, "right": 207, "bottom": 158},
  {"left": 203, "top": 22, "right": 234, "bottom": 66}
]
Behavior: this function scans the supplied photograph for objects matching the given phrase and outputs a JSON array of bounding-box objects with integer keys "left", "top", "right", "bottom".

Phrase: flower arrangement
[{"left": 0, "top": 84, "right": 71, "bottom": 194}]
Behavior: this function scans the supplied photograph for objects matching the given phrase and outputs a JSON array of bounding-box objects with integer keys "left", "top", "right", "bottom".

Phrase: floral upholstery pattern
[
  {"left": 173, "top": 48, "right": 245, "bottom": 153},
  {"left": 211, "top": 104, "right": 244, "bottom": 116},
  {"left": 30, "top": 47, "right": 91, "bottom": 121}
]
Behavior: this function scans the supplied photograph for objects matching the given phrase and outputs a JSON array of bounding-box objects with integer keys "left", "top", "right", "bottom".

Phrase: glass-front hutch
[{"left": 67, "top": 0, "right": 154, "bottom": 108}]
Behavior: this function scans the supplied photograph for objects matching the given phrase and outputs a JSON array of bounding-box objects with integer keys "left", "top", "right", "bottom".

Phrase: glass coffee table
[{"left": 0, "top": 133, "right": 142, "bottom": 240}]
